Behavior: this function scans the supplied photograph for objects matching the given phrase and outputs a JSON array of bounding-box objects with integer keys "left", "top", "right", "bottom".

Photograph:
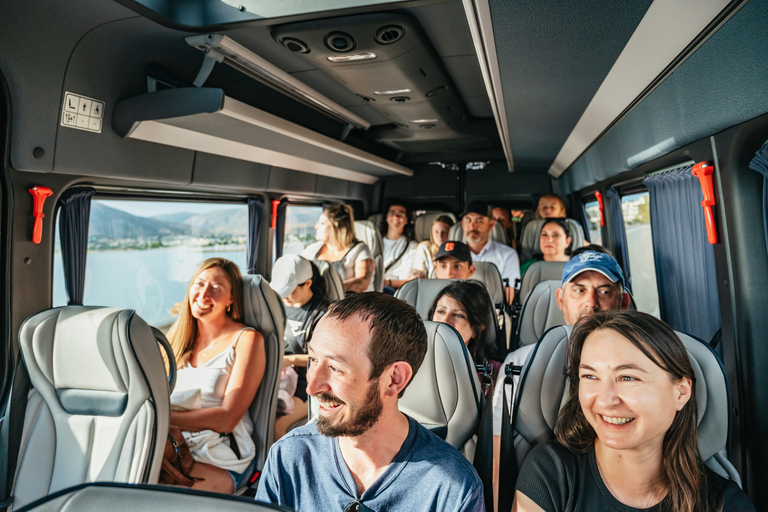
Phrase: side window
[
  {"left": 620, "top": 192, "right": 660, "bottom": 317},
  {"left": 53, "top": 199, "right": 248, "bottom": 327},
  {"left": 282, "top": 205, "right": 322, "bottom": 256},
  {"left": 583, "top": 200, "right": 603, "bottom": 245}
]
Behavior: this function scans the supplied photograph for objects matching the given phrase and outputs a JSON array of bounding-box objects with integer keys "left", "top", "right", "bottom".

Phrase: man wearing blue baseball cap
[{"left": 490, "top": 246, "right": 630, "bottom": 506}]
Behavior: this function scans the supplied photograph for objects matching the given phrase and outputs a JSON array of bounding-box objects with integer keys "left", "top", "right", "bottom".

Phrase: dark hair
[
  {"left": 325, "top": 292, "right": 427, "bottom": 397},
  {"left": 435, "top": 215, "right": 454, "bottom": 228},
  {"left": 540, "top": 218, "right": 573, "bottom": 255},
  {"left": 378, "top": 199, "right": 414, "bottom": 240},
  {"left": 428, "top": 281, "right": 496, "bottom": 364},
  {"left": 308, "top": 261, "right": 328, "bottom": 301},
  {"left": 556, "top": 310, "right": 711, "bottom": 512},
  {"left": 570, "top": 244, "right": 613, "bottom": 258}
]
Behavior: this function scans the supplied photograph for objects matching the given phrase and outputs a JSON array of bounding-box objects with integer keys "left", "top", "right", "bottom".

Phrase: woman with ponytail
[{"left": 513, "top": 310, "right": 754, "bottom": 512}]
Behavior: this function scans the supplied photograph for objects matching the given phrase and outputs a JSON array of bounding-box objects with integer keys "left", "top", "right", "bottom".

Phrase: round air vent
[
  {"left": 324, "top": 32, "right": 356, "bottom": 53},
  {"left": 357, "top": 94, "right": 375, "bottom": 102},
  {"left": 426, "top": 86, "right": 447, "bottom": 97},
  {"left": 375, "top": 25, "right": 405, "bottom": 45},
  {"left": 390, "top": 96, "right": 410, "bottom": 103},
  {"left": 280, "top": 37, "right": 310, "bottom": 54}
]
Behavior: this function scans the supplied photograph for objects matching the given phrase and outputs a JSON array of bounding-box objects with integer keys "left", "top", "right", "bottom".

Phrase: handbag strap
[{"left": 0, "top": 355, "right": 31, "bottom": 512}]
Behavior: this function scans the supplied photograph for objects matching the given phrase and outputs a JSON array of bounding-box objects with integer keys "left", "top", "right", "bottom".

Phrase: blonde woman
[
  {"left": 410, "top": 215, "right": 454, "bottom": 278},
  {"left": 166, "top": 258, "right": 265, "bottom": 494},
  {"left": 302, "top": 204, "right": 375, "bottom": 292}
]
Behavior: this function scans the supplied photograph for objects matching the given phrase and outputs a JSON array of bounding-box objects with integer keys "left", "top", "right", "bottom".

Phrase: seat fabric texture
[
  {"left": 519, "top": 261, "right": 567, "bottom": 303},
  {"left": 367, "top": 213, "right": 383, "bottom": 231},
  {"left": 399, "top": 321, "right": 482, "bottom": 452},
  {"left": 242, "top": 275, "right": 285, "bottom": 473},
  {"left": 310, "top": 260, "right": 345, "bottom": 302},
  {"left": 414, "top": 211, "right": 457, "bottom": 242},
  {"left": 516, "top": 280, "right": 564, "bottom": 347},
  {"left": 353, "top": 220, "right": 383, "bottom": 292},
  {"left": 448, "top": 221, "right": 506, "bottom": 244},
  {"left": 509, "top": 325, "right": 739, "bottom": 484},
  {"left": 519, "top": 219, "right": 586, "bottom": 262},
  {"left": 13, "top": 307, "right": 170, "bottom": 510}
]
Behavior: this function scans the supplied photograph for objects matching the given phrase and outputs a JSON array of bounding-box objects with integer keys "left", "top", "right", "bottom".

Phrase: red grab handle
[
  {"left": 29, "top": 186, "right": 53, "bottom": 244},
  {"left": 692, "top": 162, "right": 718, "bottom": 244},
  {"left": 270, "top": 199, "right": 280, "bottom": 229},
  {"left": 594, "top": 191, "right": 605, "bottom": 227}
]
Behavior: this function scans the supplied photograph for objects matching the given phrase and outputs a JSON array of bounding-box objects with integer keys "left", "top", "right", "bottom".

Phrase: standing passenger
[
  {"left": 379, "top": 200, "right": 417, "bottom": 293},
  {"left": 302, "top": 205, "right": 375, "bottom": 293},
  {"left": 256, "top": 293, "right": 485, "bottom": 511}
]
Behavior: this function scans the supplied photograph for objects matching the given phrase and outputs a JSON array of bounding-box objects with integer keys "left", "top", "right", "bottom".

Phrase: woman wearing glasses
[{"left": 378, "top": 199, "right": 417, "bottom": 293}]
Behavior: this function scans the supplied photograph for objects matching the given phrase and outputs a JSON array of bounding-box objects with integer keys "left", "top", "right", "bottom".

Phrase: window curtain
[
  {"left": 605, "top": 187, "right": 632, "bottom": 292},
  {"left": 748, "top": 140, "right": 768, "bottom": 257},
  {"left": 246, "top": 197, "right": 264, "bottom": 275},
  {"left": 274, "top": 200, "right": 289, "bottom": 259},
  {"left": 643, "top": 166, "right": 721, "bottom": 341},
  {"left": 58, "top": 187, "right": 95, "bottom": 306},
  {"left": 579, "top": 202, "right": 592, "bottom": 244}
]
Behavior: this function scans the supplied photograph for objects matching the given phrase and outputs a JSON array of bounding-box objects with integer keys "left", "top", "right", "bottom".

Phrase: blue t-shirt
[{"left": 256, "top": 415, "right": 485, "bottom": 511}]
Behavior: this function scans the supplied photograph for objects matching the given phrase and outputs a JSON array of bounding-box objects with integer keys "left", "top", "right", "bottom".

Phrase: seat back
[
  {"left": 13, "top": 307, "right": 170, "bottom": 510},
  {"left": 310, "top": 259, "right": 345, "bottom": 302},
  {"left": 400, "top": 321, "right": 482, "bottom": 452},
  {"left": 516, "top": 280, "right": 564, "bottom": 347},
  {"left": 469, "top": 261, "right": 505, "bottom": 307},
  {"left": 242, "top": 275, "right": 285, "bottom": 473},
  {"left": 519, "top": 219, "right": 586, "bottom": 261},
  {"left": 509, "top": 325, "right": 739, "bottom": 484},
  {"left": 519, "top": 261, "right": 567, "bottom": 302},
  {"left": 367, "top": 213, "right": 384, "bottom": 230},
  {"left": 448, "top": 220, "right": 506, "bottom": 244},
  {"left": 414, "top": 211, "right": 457, "bottom": 242},
  {"left": 395, "top": 278, "right": 500, "bottom": 354},
  {"left": 353, "top": 220, "right": 383, "bottom": 292}
]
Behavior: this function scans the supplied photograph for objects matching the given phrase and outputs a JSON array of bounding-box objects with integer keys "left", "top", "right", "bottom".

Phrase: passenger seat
[
  {"left": 10, "top": 307, "right": 170, "bottom": 510},
  {"left": 519, "top": 219, "right": 586, "bottom": 262},
  {"left": 518, "top": 261, "right": 566, "bottom": 303},
  {"left": 414, "top": 211, "right": 457, "bottom": 242},
  {"left": 515, "top": 280, "right": 564, "bottom": 349},
  {"left": 309, "top": 260, "right": 345, "bottom": 302},
  {"left": 353, "top": 220, "right": 383, "bottom": 292}
]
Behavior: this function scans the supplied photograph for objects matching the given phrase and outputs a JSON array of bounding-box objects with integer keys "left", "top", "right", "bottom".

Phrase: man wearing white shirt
[{"left": 461, "top": 200, "right": 520, "bottom": 304}]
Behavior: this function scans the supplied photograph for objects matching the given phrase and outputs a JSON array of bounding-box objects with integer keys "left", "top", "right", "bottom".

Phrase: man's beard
[{"left": 315, "top": 377, "right": 383, "bottom": 437}]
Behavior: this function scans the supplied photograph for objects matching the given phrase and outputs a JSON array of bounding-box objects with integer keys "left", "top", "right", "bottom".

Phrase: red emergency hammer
[
  {"left": 692, "top": 162, "right": 717, "bottom": 244},
  {"left": 29, "top": 186, "right": 53, "bottom": 244},
  {"left": 595, "top": 191, "right": 605, "bottom": 226}
]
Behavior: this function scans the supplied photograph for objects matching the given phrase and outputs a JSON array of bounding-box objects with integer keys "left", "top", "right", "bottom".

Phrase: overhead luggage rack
[{"left": 112, "top": 87, "right": 413, "bottom": 185}]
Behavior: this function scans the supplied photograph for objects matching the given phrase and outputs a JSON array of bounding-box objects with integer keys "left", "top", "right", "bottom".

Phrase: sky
[{"left": 98, "top": 199, "right": 244, "bottom": 218}]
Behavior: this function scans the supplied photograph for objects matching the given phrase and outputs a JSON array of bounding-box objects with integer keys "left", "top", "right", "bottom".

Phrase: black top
[
  {"left": 284, "top": 295, "right": 328, "bottom": 355},
  {"left": 516, "top": 441, "right": 755, "bottom": 512}
]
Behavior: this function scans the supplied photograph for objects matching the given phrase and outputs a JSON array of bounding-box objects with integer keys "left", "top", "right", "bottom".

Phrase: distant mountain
[
  {"left": 152, "top": 208, "right": 249, "bottom": 236},
  {"left": 153, "top": 212, "right": 198, "bottom": 224},
  {"left": 89, "top": 203, "right": 195, "bottom": 240}
]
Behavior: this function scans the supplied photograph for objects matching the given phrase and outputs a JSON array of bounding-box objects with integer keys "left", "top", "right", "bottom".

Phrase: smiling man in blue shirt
[{"left": 256, "top": 292, "right": 485, "bottom": 512}]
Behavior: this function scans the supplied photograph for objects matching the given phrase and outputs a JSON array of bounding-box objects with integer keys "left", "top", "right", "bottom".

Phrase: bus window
[
  {"left": 621, "top": 191, "right": 660, "bottom": 317},
  {"left": 583, "top": 200, "right": 603, "bottom": 245},
  {"left": 53, "top": 199, "right": 248, "bottom": 328},
  {"left": 282, "top": 205, "right": 323, "bottom": 256}
]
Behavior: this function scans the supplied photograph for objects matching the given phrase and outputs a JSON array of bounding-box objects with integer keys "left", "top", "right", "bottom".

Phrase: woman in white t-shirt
[
  {"left": 302, "top": 204, "right": 375, "bottom": 293},
  {"left": 411, "top": 215, "right": 454, "bottom": 279},
  {"left": 378, "top": 200, "right": 417, "bottom": 293}
]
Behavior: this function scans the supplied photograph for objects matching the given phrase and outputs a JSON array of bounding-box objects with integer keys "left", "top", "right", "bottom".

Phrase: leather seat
[
  {"left": 448, "top": 221, "right": 506, "bottom": 244},
  {"left": 242, "top": 275, "right": 285, "bottom": 476},
  {"left": 309, "top": 259, "right": 345, "bottom": 302},
  {"left": 519, "top": 261, "right": 567, "bottom": 303},
  {"left": 12, "top": 307, "right": 170, "bottom": 510},
  {"left": 503, "top": 325, "right": 741, "bottom": 487},
  {"left": 353, "top": 220, "right": 383, "bottom": 292},
  {"left": 515, "top": 280, "right": 564, "bottom": 348},
  {"left": 414, "top": 211, "right": 457, "bottom": 242},
  {"left": 519, "top": 218, "right": 586, "bottom": 262}
]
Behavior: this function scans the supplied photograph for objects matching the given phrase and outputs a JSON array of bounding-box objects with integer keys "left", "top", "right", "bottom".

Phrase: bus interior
[{"left": 1, "top": 0, "right": 767, "bottom": 510}]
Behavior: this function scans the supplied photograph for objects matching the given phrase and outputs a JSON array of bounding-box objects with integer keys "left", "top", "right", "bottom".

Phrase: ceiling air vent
[
  {"left": 324, "top": 32, "right": 356, "bottom": 53},
  {"left": 390, "top": 96, "right": 410, "bottom": 103},
  {"left": 375, "top": 25, "right": 405, "bottom": 45},
  {"left": 280, "top": 37, "right": 310, "bottom": 53}
]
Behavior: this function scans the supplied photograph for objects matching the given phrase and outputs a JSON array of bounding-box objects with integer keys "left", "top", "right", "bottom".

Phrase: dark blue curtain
[
  {"left": 58, "top": 188, "right": 95, "bottom": 305},
  {"left": 748, "top": 140, "right": 768, "bottom": 257},
  {"left": 579, "top": 202, "right": 592, "bottom": 244},
  {"left": 246, "top": 197, "right": 264, "bottom": 275},
  {"left": 274, "top": 200, "right": 289, "bottom": 258},
  {"left": 606, "top": 187, "right": 631, "bottom": 292},
  {"left": 643, "top": 166, "right": 721, "bottom": 340}
]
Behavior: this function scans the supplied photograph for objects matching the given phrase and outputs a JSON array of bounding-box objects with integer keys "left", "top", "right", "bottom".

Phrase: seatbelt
[
  {"left": 497, "top": 362, "right": 521, "bottom": 512},
  {"left": 0, "top": 355, "right": 31, "bottom": 512},
  {"left": 472, "top": 362, "right": 494, "bottom": 510}
]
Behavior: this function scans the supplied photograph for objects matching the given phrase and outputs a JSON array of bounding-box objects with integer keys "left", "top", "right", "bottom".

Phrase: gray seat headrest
[
  {"left": 414, "top": 211, "right": 457, "bottom": 242},
  {"left": 520, "top": 219, "right": 585, "bottom": 261},
  {"left": 514, "top": 326, "right": 732, "bottom": 471},
  {"left": 354, "top": 220, "right": 383, "bottom": 291},
  {"left": 400, "top": 321, "right": 482, "bottom": 449},
  {"left": 310, "top": 260, "right": 344, "bottom": 302},
  {"left": 448, "top": 221, "right": 506, "bottom": 244},
  {"left": 520, "top": 261, "right": 567, "bottom": 302},
  {"left": 367, "top": 213, "right": 384, "bottom": 231},
  {"left": 242, "top": 275, "right": 285, "bottom": 470},
  {"left": 469, "top": 261, "right": 504, "bottom": 306},
  {"left": 516, "top": 280, "right": 564, "bottom": 346},
  {"left": 395, "top": 278, "right": 499, "bottom": 353}
]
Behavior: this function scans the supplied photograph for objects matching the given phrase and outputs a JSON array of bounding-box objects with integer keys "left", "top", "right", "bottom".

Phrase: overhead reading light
[
  {"left": 409, "top": 119, "right": 438, "bottom": 124},
  {"left": 373, "top": 88, "right": 412, "bottom": 95},
  {"left": 327, "top": 52, "right": 377, "bottom": 63},
  {"left": 186, "top": 34, "right": 370, "bottom": 130}
]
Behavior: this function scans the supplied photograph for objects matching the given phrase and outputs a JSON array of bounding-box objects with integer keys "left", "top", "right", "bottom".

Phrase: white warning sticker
[{"left": 61, "top": 92, "right": 104, "bottom": 133}]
